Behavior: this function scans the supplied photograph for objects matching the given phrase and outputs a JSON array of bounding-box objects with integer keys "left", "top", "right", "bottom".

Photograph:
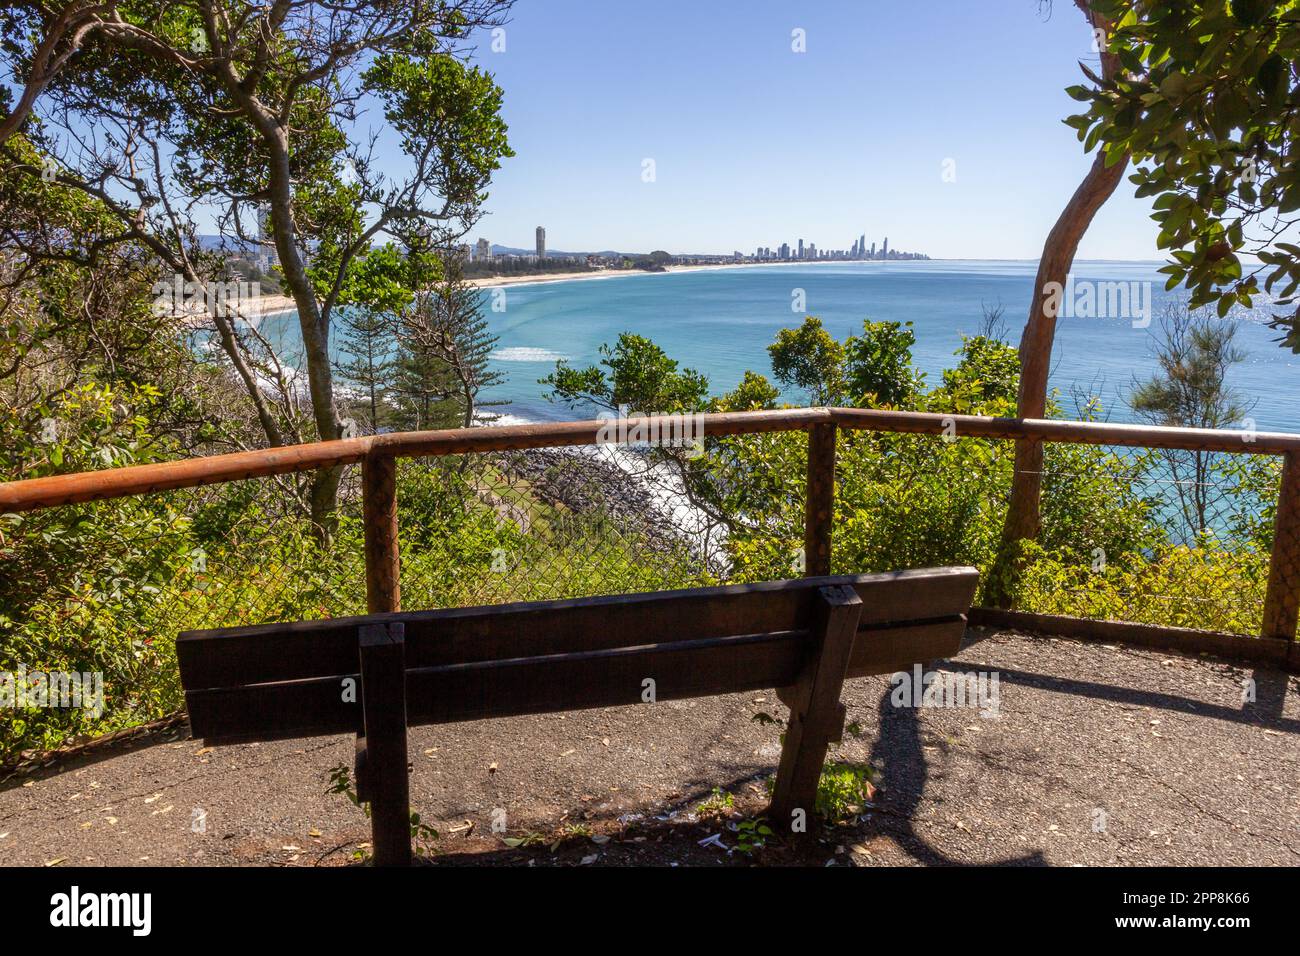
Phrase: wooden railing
[{"left": 3, "top": 407, "right": 1298, "bottom": 655}]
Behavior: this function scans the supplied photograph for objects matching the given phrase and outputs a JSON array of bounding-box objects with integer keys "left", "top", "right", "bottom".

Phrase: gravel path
[{"left": 1, "top": 627, "right": 1297, "bottom": 867}]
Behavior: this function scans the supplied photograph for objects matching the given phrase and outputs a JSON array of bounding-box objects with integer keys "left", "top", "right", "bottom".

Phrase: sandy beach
[
  {"left": 466, "top": 260, "right": 797, "bottom": 289},
  {"left": 179, "top": 260, "right": 841, "bottom": 325}
]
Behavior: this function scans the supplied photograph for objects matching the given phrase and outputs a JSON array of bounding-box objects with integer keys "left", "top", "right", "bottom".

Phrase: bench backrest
[{"left": 178, "top": 566, "right": 978, "bottom": 746}]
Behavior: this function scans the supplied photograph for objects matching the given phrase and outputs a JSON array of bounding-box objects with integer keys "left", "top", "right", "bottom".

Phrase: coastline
[
  {"left": 182, "top": 263, "right": 791, "bottom": 325},
  {"left": 466, "top": 259, "right": 804, "bottom": 290}
]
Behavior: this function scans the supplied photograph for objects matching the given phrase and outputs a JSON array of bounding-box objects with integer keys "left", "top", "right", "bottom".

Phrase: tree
[
  {"left": 0, "top": 2, "right": 111, "bottom": 146},
  {"left": 1130, "top": 304, "right": 1251, "bottom": 539},
  {"left": 991, "top": 0, "right": 1131, "bottom": 606},
  {"left": 542, "top": 333, "right": 709, "bottom": 415},
  {"left": 1069, "top": 0, "right": 1300, "bottom": 351},
  {"left": 396, "top": 247, "right": 503, "bottom": 429},
  {"left": 391, "top": 323, "right": 460, "bottom": 433},
  {"left": 843, "top": 320, "right": 925, "bottom": 407},
  {"left": 4, "top": 0, "right": 515, "bottom": 533},
  {"left": 334, "top": 306, "right": 396, "bottom": 435},
  {"left": 768, "top": 317, "right": 845, "bottom": 406}
]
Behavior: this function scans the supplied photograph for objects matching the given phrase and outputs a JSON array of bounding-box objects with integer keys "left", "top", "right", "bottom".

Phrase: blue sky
[{"left": 461, "top": 0, "right": 1161, "bottom": 260}]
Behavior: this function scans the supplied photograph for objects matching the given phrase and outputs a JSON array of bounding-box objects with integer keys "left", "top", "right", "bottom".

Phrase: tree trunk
[
  {"left": 987, "top": 0, "right": 1129, "bottom": 607},
  {"left": 260, "top": 127, "right": 344, "bottom": 539}
]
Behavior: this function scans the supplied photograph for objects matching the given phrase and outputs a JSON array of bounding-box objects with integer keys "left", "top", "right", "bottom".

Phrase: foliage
[
  {"left": 694, "top": 787, "right": 736, "bottom": 820},
  {"left": 768, "top": 317, "right": 845, "bottom": 405},
  {"left": 1013, "top": 540, "right": 1269, "bottom": 635},
  {"left": 1131, "top": 304, "right": 1253, "bottom": 539},
  {"left": 334, "top": 306, "right": 398, "bottom": 433},
  {"left": 3, "top": 1, "right": 517, "bottom": 523},
  {"left": 816, "top": 762, "right": 878, "bottom": 822},
  {"left": 542, "top": 332, "right": 709, "bottom": 414},
  {"left": 845, "top": 320, "right": 926, "bottom": 407},
  {"left": 1067, "top": 0, "right": 1300, "bottom": 348},
  {"left": 394, "top": 248, "right": 503, "bottom": 429},
  {"left": 2, "top": 306, "right": 1283, "bottom": 764},
  {"left": 326, "top": 763, "right": 439, "bottom": 861},
  {"left": 734, "top": 818, "right": 774, "bottom": 855}
]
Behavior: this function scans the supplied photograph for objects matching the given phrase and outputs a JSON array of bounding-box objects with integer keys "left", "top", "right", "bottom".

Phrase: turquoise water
[
  {"left": 480, "top": 260, "right": 1299, "bottom": 431},
  {"left": 253, "top": 260, "right": 1300, "bottom": 432}
]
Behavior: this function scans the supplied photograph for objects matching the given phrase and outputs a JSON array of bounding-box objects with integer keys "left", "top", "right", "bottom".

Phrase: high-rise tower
[{"left": 536, "top": 226, "right": 546, "bottom": 259}]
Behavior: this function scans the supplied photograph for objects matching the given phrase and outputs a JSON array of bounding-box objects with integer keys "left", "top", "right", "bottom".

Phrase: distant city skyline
[
  {"left": 452, "top": 0, "right": 1168, "bottom": 261},
  {"left": 470, "top": 228, "right": 927, "bottom": 262}
]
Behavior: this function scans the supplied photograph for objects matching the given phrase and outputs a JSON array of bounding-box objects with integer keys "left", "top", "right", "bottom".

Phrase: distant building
[
  {"left": 475, "top": 238, "right": 491, "bottom": 261},
  {"left": 256, "top": 205, "right": 278, "bottom": 270},
  {"left": 859, "top": 233, "right": 866, "bottom": 259},
  {"left": 536, "top": 226, "right": 546, "bottom": 259},
  {"left": 882, "top": 237, "right": 889, "bottom": 259}
]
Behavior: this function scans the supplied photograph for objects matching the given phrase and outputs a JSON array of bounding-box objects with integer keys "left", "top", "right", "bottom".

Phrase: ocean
[{"left": 251, "top": 260, "right": 1300, "bottom": 432}]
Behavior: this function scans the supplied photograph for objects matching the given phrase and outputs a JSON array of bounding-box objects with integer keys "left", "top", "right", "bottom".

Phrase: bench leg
[
  {"left": 768, "top": 585, "right": 862, "bottom": 833},
  {"left": 359, "top": 622, "right": 411, "bottom": 867},
  {"left": 354, "top": 731, "right": 370, "bottom": 804}
]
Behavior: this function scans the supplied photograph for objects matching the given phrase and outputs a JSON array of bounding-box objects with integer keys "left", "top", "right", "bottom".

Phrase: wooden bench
[{"left": 177, "top": 566, "right": 977, "bottom": 865}]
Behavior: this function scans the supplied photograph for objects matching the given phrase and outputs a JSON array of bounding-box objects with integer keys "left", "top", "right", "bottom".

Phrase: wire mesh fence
[
  {"left": 0, "top": 424, "right": 1291, "bottom": 763},
  {"left": 1009, "top": 443, "right": 1279, "bottom": 635}
]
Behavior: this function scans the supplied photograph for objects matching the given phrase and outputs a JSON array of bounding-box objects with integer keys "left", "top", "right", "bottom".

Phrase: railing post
[
  {"left": 804, "top": 422, "right": 836, "bottom": 577},
  {"left": 1262, "top": 451, "right": 1300, "bottom": 641},
  {"left": 363, "top": 452, "right": 401, "bottom": 613}
]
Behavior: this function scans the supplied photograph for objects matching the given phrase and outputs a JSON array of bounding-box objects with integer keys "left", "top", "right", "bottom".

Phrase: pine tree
[
  {"left": 334, "top": 306, "right": 397, "bottom": 433},
  {"left": 396, "top": 248, "right": 505, "bottom": 428}
]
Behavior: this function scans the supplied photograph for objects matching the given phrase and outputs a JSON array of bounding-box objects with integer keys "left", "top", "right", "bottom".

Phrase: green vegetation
[
  {"left": 544, "top": 314, "right": 1280, "bottom": 631},
  {"left": 327, "top": 763, "right": 440, "bottom": 862},
  {"left": 1068, "top": 0, "right": 1300, "bottom": 349}
]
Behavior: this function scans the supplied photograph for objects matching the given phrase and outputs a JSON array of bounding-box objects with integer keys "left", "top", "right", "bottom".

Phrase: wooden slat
[
  {"left": 846, "top": 616, "right": 968, "bottom": 677},
  {"left": 968, "top": 607, "right": 1291, "bottom": 666},
  {"left": 1261, "top": 450, "right": 1300, "bottom": 640},
  {"left": 0, "top": 409, "right": 833, "bottom": 513},
  {"left": 177, "top": 567, "right": 978, "bottom": 691},
  {"left": 187, "top": 629, "right": 802, "bottom": 744},
  {"left": 184, "top": 615, "right": 970, "bottom": 745},
  {"left": 830, "top": 408, "right": 1300, "bottom": 455},
  {"left": 362, "top": 453, "right": 401, "bottom": 614}
]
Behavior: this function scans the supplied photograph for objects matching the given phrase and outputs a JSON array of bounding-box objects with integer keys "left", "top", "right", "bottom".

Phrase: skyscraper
[
  {"left": 797, "top": 239, "right": 804, "bottom": 259},
  {"left": 536, "top": 226, "right": 546, "bottom": 259},
  {"left": 882, "top": 237, "right": 889, "bottom": 259},
  {"left": 256, "top": 205, "right": 278, "bottom": 270},
  {"left": 476, "top": 238, "right": 491, "bottom": 261},
  {"left": 859, "top": 234, "right": 866, "bottom": 259}
]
